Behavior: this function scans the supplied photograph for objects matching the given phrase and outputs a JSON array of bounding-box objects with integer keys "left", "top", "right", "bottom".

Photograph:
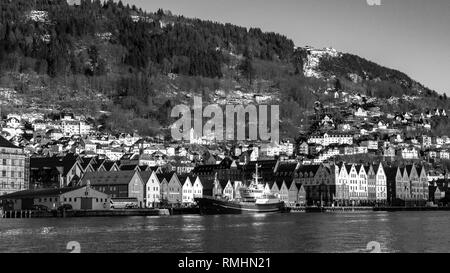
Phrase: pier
[
  {"left": 288, "top": 206, "right": 374, "bottom": 213},
  {"left": 1, "top": 209, "right": 170, "bottom": 218},
  {"left": 373, "top": 206, "right": 450, "bottom": 212}
]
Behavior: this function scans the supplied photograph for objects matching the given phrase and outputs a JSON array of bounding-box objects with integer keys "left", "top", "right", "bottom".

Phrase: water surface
[{"left": 1, "top": 212, "right": 449, "bottom": 253}]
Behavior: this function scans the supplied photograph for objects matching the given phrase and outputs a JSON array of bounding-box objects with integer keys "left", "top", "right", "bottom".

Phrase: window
[
  {"left": 2, "top": 171, "right": 5, "bottom": 177},
  {"left": 64, "top": 198, "right": 67, "bottom": 202},
  {"left": 69, "top": 198, "right": 72, "bottom": 202},
  {"left": 2, "top": 159, "right": 6, "bottom": 165}
]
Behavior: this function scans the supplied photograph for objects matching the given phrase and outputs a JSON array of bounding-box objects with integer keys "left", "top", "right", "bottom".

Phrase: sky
[{"left": 123, "top": 0, "right": 450, "bottom": 95}]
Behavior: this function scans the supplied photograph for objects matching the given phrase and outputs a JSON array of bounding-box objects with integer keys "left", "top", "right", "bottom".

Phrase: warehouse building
[{"left": 0, "top": 185, "right": 110, "bottom": 211}]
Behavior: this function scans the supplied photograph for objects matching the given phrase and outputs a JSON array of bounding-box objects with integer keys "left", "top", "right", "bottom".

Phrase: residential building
[
  {"left": 29, "top": 154, "right": 83, "bottom": 189},
  {"left": 139, "top": 171, "right": 161, "bottom": 208},
  {"left": 0, "top": 136, "right": 27, "bottom": 196}
]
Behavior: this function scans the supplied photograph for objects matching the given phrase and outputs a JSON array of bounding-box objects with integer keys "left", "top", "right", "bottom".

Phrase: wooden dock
[
  {"left": 1, "top": 209, "right": 170, "bottom": 218},
  {"left": 373, "top": 206, "right": 450, "bottom": 212},
  {"left": 288, "top": 206, "right": 376, "bottom": 213}
]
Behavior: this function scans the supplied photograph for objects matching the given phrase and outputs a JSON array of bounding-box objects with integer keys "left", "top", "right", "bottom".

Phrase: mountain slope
[{"left": 0, "top": 0, "right": 447, "bottom": 139}]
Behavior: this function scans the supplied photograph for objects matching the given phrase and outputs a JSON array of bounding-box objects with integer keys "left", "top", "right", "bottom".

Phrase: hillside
[{"left": 0, "top": 0, "right": 448, "bottom": 139}]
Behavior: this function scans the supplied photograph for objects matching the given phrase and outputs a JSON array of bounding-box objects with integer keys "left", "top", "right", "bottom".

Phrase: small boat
[{"left": 195, "top": 165, "right": 285, "bottom": 215}]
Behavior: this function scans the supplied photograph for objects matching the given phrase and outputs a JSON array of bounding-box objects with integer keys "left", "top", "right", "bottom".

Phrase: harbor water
[{"left": 1, "top": 211, "right": 450, "bottom": 253}]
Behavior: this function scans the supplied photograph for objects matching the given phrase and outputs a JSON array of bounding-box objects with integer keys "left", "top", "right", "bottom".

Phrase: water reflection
[{"left": 2, "top": 212, "right": 450, "bottom": 252}]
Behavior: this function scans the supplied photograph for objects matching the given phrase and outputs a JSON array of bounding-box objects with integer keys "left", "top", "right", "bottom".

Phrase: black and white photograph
[{"left": 0, "top": 0, "right": 450, "bottom": 260}]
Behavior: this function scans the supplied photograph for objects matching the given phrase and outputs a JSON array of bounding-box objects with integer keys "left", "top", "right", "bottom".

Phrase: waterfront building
[
  {"left": 29, "top": 153, "right": 83, "bottom": 189},
  {"left": 405, "top": 164, "right": 428, "bottom": 205},
  {"left": 0, "top": 136, "right": 27, "bottom": 196},
  {"left": 222, "top": 180, "right": 234, "bottom": 200},
  {"left": 192, "top": 158, "right": 242, "bottom": 186},
  {"left": 347, "top": 164, "right": 359, "bottom": 202},
  {"left": 278, "top": 181, "right": 289, "bottom": 204},
  {"left": 192, "top": 176, "right": 203, "bottom": 199},
  {"left": 166, "top": 172, "right": 182, "bottom": 204},
  {"left": 157, "top": 173, "right": 172, "bottom": 203},
  {"left": 180, "top": 175, "right": 195, "bottom": 205},
  {"left": 334, "top": 163, "right": 350, "bottom": 204},
  {"left": 406, "top": 164, "right": 421, "bottom": 202},
  {"left": 418, "top": 166, "right": 429, "bottom": 202},
  {"left": 80, "top": 170, "right": 144, "bottom": 207},
  {"left": 297, "top": 184, "right": 306, "bottom": 205},
  {"left": 366, "top": 164, "right": 377, "bottom": 202},
  {"left": 385, "top": 166, "right": 400, "bottom": 205},
  {"left": 139, "top": 171, "right": 160, "bottom": 208},
  {"left": 286, "top": 180, "right": 299, "bottom": 206},
  {"left": 356, "top": 164, "right": 368, "bottom": 203},
  {"left": 375, "top": 163, "right": 387, "bottom": 203},
  {"left": 0, "top": 185, "right": 110, "bottom": 210},
  {"left": 270, "top": 181, "right": 280, "bottom": 198},
  {"left": 399, "top": 167, "right": 411, "bottom": 200},
  {"left": 295, "top": 164, "right": 335, "bottom": 206}
]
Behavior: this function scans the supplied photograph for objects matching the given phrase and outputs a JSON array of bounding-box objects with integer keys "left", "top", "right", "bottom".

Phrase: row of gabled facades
[
  {"left": 293, "top": 162, "right": 429, "bottom": 206},
  {"left": 0, "top": 129, "right": 436, "bottom": 209}
]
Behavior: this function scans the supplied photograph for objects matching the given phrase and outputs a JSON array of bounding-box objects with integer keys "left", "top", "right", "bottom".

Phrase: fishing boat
[{"left": 195, "top": 165, "right": 285, "bottom": 214}]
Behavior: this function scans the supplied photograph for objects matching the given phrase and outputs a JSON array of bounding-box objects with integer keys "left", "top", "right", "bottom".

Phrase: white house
[
  {"left": 354, "top": 107, "right": 368, "bottom": 117},
  {"left": 375, "top": 163, "right": 387, "bottom": 202},
  {"left": 222, "top": 180, "right": 234, "bottom": 200},
  {"left": 401, "top": 147, "right": 419, "bottom": 159},
  {"left": 192, "top": 176, "right": 203, "bottom": 198},
  {"left": 140, "top": 171, "right": 161, "bottom": 208},
  {"left": 180, "top": 176, "right": 194, "bottom": 205}
]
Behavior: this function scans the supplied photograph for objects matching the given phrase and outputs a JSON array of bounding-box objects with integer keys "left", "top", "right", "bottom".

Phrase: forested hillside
[{"left": 0, "top": 0, "right": 447, "bottom": 138}]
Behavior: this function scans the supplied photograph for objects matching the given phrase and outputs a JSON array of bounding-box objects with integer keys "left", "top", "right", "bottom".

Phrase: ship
[{"left": 195, "top": 164, "right": 286, "bottom": 214}]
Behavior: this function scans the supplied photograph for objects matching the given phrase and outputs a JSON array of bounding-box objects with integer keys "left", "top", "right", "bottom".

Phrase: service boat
[{"left": 195, "top": 165, "right": 286, "bottom": 215}]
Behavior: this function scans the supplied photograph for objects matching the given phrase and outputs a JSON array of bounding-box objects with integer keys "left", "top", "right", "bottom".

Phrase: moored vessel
[{"left": 195, "top": 165, "right": 286, "bottom": 214}]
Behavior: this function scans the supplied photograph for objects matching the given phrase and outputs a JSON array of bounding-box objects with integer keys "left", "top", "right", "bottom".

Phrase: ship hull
[{"left": 195, "top": 197, "right": 285, "bottom": 215}]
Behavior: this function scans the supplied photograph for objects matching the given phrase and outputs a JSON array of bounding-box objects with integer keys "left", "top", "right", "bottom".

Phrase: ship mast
[{"left": 255, "top": 164, "right": 262, "bottom": 184}]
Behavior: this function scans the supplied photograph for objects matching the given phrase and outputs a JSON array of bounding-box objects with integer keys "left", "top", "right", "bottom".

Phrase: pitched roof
[
  {"left": 81, "top": 171, "right": 138, "bottom": 186},
  {"left": 405, "top": 165, "right": 415, "bottom": 176},
  {"left": 0, "top": 186, "right": 84, "bottom": 199},
  {"left": 139, "top": 171, "right": 154, "bottom": 183},
  {"left": 120, "top": 164, "right": 140, "bottom": 171},
  {"left": 102, "top": 161, "right": 116, "bottom": 171},
  {"left": 92, "top": 158, "right": 105, "bottom": 171},
  {"left": 30, "top": 154, "right": 79, "bottom": 177},
  {"left": 156, "top": 172, "right": 175, "bottom": 183},
  {"left": 276, "top": 162, "right": 297, "bottom": 172},
  {"left": 355, "top": 164, "right": 363, "bottom": 173},
  {"left": 297, "top": 164, "right": 320, "bottom": 175},
  {"left": 373, "top": 163, "right": 380, "bottom": 174},
  {"left": 345, "top": 164, "right": 353, "bottom": 173},
  {"left": 0, "top": 135, "right": 19, "bottom": 148},
  {"left": 384, "top": 166, "right": 399, "bottom": 181}
]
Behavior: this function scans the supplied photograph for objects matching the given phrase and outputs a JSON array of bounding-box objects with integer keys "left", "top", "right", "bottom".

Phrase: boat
[{"left": 195, "top": 165, "right": 286, "bottom": 214}]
